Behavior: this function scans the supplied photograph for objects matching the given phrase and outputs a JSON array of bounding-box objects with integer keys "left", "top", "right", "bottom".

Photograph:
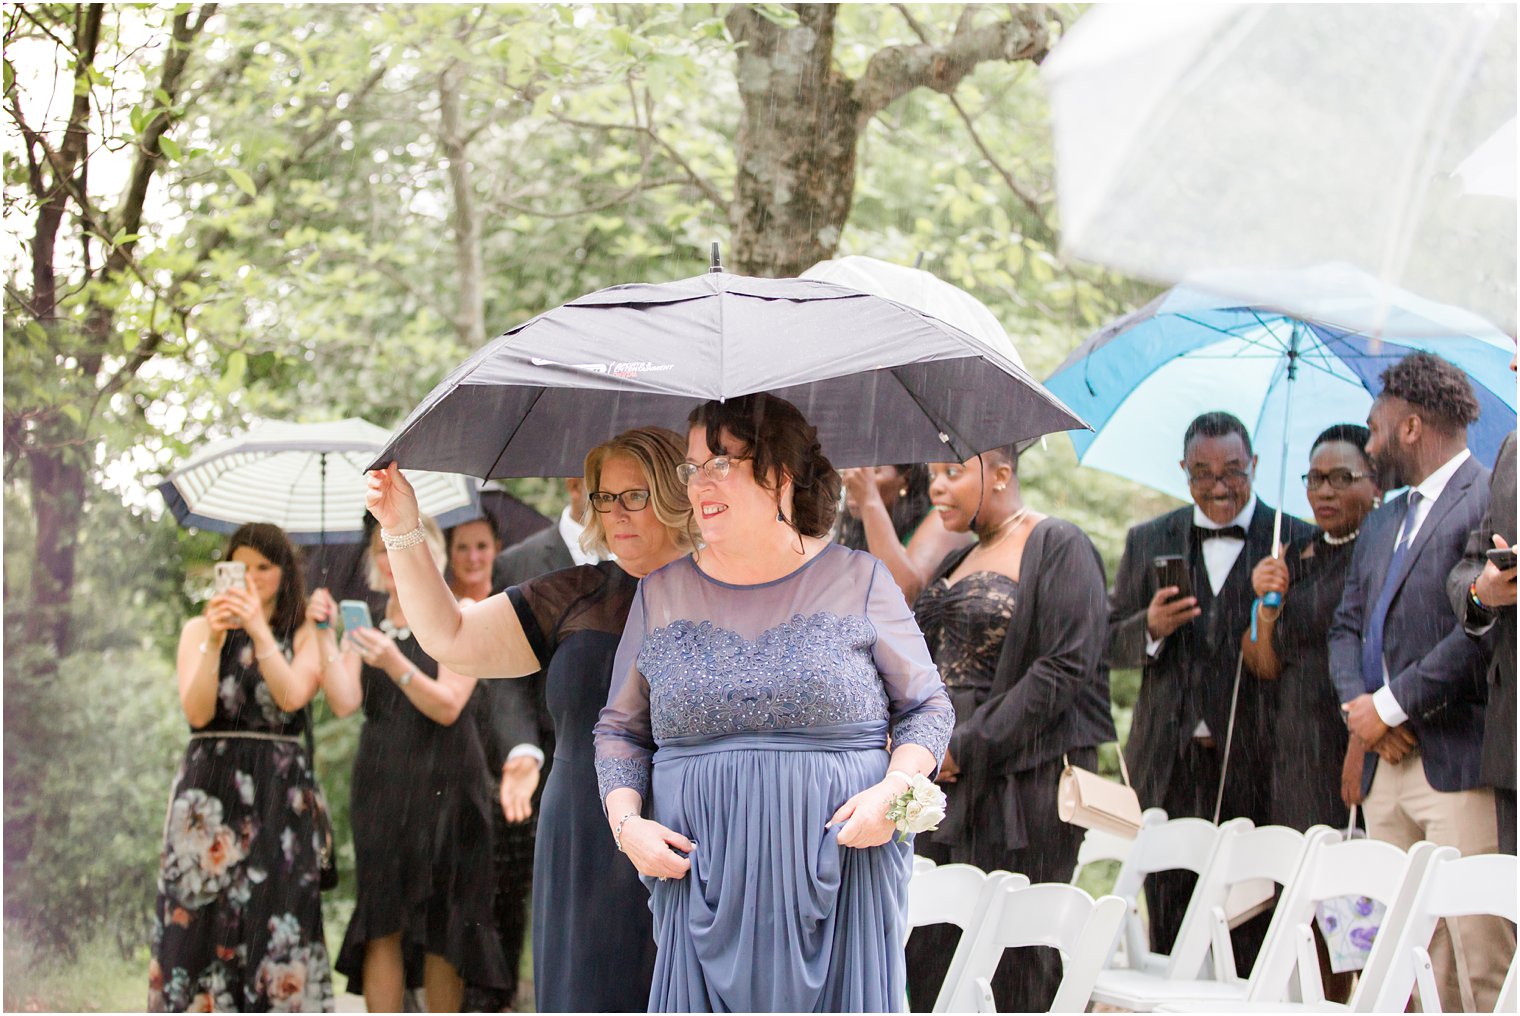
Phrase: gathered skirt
[{"left": 644, "top": 723, "right": 909, "bottom": 1013}]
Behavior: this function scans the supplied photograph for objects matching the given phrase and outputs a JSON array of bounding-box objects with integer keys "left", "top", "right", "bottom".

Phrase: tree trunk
[
  {"left": 725, "top": 5, "right": 861, "bottom": 278},
  {"left": 439, "top": 64, "right": 487, "bottom": 347}
]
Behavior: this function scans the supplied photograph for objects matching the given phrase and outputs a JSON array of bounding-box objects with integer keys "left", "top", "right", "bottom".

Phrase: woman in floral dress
[{"left": 150, "top": 523, "right": 333, "bottom": 1013}]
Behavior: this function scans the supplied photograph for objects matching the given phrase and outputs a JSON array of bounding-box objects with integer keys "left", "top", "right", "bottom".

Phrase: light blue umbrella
[{"left": 1044, "top": 265, "right": 1516, "bottom": 524}]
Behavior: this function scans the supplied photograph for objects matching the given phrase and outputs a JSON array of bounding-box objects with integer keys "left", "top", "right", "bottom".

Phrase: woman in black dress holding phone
[{"left": 313, "top": 516, "right": 506, "bottom": 1013}]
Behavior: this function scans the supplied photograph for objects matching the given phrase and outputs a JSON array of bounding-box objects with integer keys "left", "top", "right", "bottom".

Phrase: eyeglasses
[
  {"left": 1302, "top": 469, "right": 1374, "bottom": 491},
  {"left": 1185, "top": 468, "right": 1252, "bottom": 489},
  {"left": 676, "top": 455, "right": 751, "bottom": 485},
  {"left": 588, "top": 488, "right": 652, "bottom": 513}
]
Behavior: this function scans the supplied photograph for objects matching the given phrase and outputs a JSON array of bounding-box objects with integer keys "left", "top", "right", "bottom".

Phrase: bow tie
[{"left": 1195, "top": 524, "right": 1247, "bottom": 541}]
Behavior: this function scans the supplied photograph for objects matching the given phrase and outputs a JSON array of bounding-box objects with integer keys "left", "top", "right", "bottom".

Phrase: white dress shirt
[
  {"left": 1147, "top": 498, "right": 1258, "bottom": 738},
  {"left": 559, "top": 504, "right": 604, "bottom": 567},
  {"left": 1372, "top": 449, "right": 1472, "bottom": 727}
]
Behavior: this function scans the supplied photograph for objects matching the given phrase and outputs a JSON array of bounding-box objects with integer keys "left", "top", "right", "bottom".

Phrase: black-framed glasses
[
  {"left": 676, "top": 455, "right": 751, "bottom": 485},
  {"left": 588, "top": 488, "right": 652, "bottom": 513},
  {"left": 1302, "top": 468, "right": 1374, "bottom": 491},
  {"left": 1185, "top": 468, "right": 1252, "bottom": 489}
]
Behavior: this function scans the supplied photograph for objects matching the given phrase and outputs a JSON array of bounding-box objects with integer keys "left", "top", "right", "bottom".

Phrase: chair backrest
[
  {"left": 1245, "top": 834, "right": 1430, "bottom": 1003},
  {"left": 907, "top": 863, "right": 1014, "bottom": 931},
  {"left": 1165, "top": 821, "right": 1315, "bottom": 980},
  {"left": 1071, "top": 825, "right": 1137, "bottom": 885},
  {"left": 943, "top": 882, "right": 1128, "bottom": 1013},
  {"left": 913, "top": 854, "right": 937, "bottom": 877},
  {"left": 1360, "top": 848, "right": 1519, "bottom": 1013},
  {"left": 1108, "top": 810, "right": 1225, "bottom": 971}
]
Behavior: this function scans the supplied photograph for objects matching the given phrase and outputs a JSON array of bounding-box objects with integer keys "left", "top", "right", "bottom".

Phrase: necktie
[
  {"left": 1361, "top": 491, "right": 1423, "bottom": 694},
  {"left": 1194, "top": 525, "right": 1247, "bottom": 541}
]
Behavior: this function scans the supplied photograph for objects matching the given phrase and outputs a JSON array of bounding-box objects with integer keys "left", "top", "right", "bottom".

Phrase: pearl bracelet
[{"left": 380, "top": 524, "right": 428, "bottom": 551}]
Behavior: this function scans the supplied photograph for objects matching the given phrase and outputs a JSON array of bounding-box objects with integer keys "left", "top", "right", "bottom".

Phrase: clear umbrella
[{"left": 1042, "top": 3, "right": 1517, "bottom": 334}]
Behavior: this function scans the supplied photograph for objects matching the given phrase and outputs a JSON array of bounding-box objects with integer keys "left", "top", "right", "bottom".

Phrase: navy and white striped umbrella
[{"left": 157, "top": 418, "right": 480, "bottom": 544}]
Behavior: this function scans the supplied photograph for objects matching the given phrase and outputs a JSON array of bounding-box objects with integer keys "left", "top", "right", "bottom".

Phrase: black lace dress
[
  {"left": 1267, "top": 534, "right": 1355, "bottom": 831},
  {"left": 150, "top": 628, "right": 334, "bottom": 1013},
  {"left": 334, "top": 626, "right": 508, "bottom": 995}
]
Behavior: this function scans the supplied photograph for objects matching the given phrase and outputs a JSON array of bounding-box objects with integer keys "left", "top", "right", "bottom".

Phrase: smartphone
[
  {"left": 1486, "top": 547, "right": 1518, "bottom": 571},
  {"left": 339, "top": 599, "right": 374, "bottom": 634},
  {"left": 1152, "top": 554, "right": 1194, "bottom": 601},
  {"left": 213, "top": 561, "right": 247, "bottom": 595}
]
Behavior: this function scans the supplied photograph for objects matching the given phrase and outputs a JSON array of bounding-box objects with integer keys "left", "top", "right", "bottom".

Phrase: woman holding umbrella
[
  {"left": 364, "top": 427, "right": 692, "bottom": 1013},
  {"left": 595, "top": 394, "right": 954, "bottom": 1012},
  {"left": 1243, "top": 425, "right": 1383, "bottom": 829}
]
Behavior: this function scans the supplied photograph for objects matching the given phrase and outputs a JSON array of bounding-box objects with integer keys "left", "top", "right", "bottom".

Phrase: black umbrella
[{"left": 373, "top": 265, "right": 1088, "bottom": 478}]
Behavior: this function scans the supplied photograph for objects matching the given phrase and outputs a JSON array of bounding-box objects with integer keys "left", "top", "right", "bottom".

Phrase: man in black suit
[
  {"left": 1108, "top": 411, "right": 1314, "bottom": 962},
  {"left": 1448, "top": 427, "right": 1516, "bottom": 855},
  {"left": 1329, "top": 352, "right": 1509, "bottom": 1012}
]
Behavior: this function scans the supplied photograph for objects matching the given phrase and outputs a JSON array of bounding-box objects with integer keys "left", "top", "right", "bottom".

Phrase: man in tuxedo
[
  {"left": 1329, "top": 352, "right": 1509, "bottom": 1011},
  {"left": 1108, "top": 411, "right": 1314, "bottom": 961}
]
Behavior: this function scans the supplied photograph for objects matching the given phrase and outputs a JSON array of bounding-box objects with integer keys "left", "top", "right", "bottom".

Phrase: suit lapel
[{"left": 1385, "top": 458, "right": 1478, "bottom": 601}]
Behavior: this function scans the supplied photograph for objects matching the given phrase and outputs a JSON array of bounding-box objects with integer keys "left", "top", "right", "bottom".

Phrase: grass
[{"left": 2, "top": 929, "right": 149, "bottom": 1013}]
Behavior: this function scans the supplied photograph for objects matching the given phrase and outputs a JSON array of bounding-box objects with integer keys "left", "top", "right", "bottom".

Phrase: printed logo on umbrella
[{"left": 530, "top": 357, "right": 676, "bottom": 378}]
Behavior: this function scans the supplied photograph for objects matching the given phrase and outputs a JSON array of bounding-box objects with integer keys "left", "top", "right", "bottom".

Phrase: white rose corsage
[{"left": 884, "top": 771, "right": 948, "bottom": 843}]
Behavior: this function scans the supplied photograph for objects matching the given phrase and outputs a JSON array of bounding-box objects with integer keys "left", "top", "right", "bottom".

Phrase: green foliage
[{"left": 3, "top": 3, "right": 1172, "bottom": 977}]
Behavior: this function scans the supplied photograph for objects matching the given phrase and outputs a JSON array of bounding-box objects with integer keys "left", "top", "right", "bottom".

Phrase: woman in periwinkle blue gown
[{"left": 594, "top": 394, "right": 955, "bottom": 1013}]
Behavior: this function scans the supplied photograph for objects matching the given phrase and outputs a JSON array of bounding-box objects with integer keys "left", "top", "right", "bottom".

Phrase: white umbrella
[
  {"left": 1042, "top": 3, "right": 1517, "bottom": 334},
  {"left": 158, "top": 418, "right": 480, "bottom": 544},
  {"left": 800, "top": 255, "right": 1026, "bottom": 368}
]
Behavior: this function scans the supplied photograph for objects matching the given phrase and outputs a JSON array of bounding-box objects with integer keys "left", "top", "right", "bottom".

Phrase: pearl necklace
[{"left": 1322, "top": 528, "right": 1360, "bottom": 547}]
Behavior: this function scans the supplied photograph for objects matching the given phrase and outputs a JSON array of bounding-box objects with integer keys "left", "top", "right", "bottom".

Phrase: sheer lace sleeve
[
  {"left": 593, "top": 581, "right": 654, "bottom": 803},
  {"left": 867, "top": 561, "right": 954, "bottom": 765}
]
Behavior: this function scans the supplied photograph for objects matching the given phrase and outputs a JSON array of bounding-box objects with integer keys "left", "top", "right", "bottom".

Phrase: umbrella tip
[
  {"left": 709, "top": 241, "right": 723, "bottom": 274},
  {"left": 913, "top": 251, "right": 925, "bottom": 270}
]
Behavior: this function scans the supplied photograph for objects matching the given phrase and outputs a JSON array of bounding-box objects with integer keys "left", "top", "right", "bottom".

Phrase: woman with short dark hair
[
  {"left": 151, "top": 522, "right": 333, "bottom": 1012},
  {"left": 594, "top": 393, "right": 954, "bottom": 1012},
  {"left": 1244, "top": 424, "right": 1382, "bottom": 830}
]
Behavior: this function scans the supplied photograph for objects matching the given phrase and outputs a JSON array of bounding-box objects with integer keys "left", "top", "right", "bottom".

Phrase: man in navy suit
[{"left": 1329, "top": 352, "right": 1511, "bottom": 1012}]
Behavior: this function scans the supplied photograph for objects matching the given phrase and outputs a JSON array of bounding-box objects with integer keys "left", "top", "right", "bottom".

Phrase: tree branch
[
  {"left": 548, "top": 114, "right": 728, "bottom": 209},
  {"left": 853, "top": 5, "right": 1051, "bottom": 129}
]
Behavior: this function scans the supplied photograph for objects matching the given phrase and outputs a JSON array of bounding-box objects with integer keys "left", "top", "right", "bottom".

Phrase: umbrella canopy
[
  {"left": 159, "top": 418, "right": 481, "bottom": 543},
  {"left": 1042, "top": 3, "right": 1517, "bottom": 334},
  {"left": 372, "top": 270, "right": 1087, "bottom": 479},
  {"left": 799, "top": 255, "right": 1025, "bottom": 368},
  {"left": 1043, "top": 265, "right": 1517, "bottom": 519}
]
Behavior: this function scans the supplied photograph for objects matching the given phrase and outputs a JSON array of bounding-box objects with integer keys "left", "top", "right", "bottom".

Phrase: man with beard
[
  {"left": 1107, "top": 411, "right": 1312, "bottom": 969},
  {"left": 1329, "top": 351, "right": 1511, "bottom": 1012}
]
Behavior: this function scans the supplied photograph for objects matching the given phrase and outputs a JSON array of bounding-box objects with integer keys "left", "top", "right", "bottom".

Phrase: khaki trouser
[{"left": 1364, "top": 751, "right": 1516, "bottom": 1012}]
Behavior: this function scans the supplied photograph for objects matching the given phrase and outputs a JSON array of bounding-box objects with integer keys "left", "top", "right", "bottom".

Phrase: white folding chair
[
  {"left": 1090, "top": 821, "right": 1323, "bottom": 1010},
  {"left": 1360, "top": 847, "right": 1518, "bottom": 1013},
  {"left": 1101, "top": 810, "right": 1224, "bottom": 976},
  {"left": 939, "top": 881, "right": 1127, "bottom": 1013},
  {"left": 1153, "top": 837, "right": 1442, "bottom": 1013},
  {"left": 913, "top": 854, "right": 937, "bottom": 877},
  {"left": 906, "top": 863, "right": 1028, "bottom": 1012},
  {"left": 1071, "top": 810, "right": 1157, "bottom": 971}
]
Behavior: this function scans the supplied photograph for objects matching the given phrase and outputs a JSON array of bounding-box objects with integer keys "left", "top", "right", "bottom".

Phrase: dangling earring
[{"left": 776, "top": 507, "right": 787, "bottom": 523}]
